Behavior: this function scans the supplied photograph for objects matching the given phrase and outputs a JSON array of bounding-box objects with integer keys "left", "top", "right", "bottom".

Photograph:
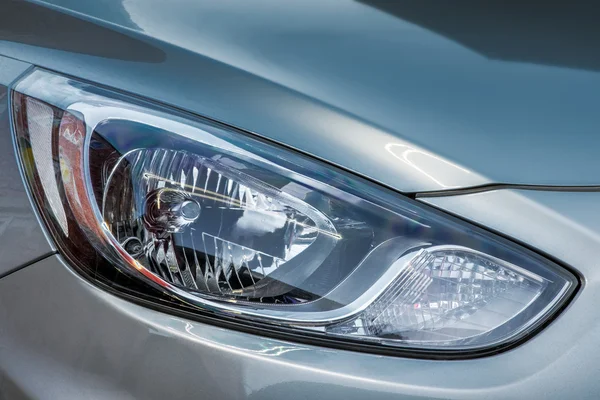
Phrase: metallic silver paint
[
  {"left": 0, "top": 56, "right": 30, "bottom": 86},
  {"left": 1, "top": 1, "right": 600, "bottom": 192}
]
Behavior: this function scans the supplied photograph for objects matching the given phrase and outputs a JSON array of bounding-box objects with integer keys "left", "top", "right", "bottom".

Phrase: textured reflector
[
  {"left": 329, "top": 247, "right": 545, "bottom": 345},
  {"left": 101, "top": 148, "right": 337, "bottom": 302}
]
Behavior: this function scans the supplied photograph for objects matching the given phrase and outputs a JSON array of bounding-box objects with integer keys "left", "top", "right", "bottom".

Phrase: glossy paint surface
[{"left": 1, "top": 1, "right": 600, "bottom": 192}]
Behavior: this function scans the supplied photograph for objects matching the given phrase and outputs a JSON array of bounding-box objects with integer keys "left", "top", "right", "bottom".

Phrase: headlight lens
[{"left": 12, "top": 69, "right": 577, "bottom": 355}]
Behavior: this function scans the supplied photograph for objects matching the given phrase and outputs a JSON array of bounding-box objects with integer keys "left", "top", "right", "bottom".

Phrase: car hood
[{"left": 4, "top": 1, "right": 600, "bottom": 192}]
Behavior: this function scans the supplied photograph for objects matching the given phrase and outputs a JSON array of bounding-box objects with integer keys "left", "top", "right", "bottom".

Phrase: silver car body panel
[{"left": 1, "top": 1, "right": 599, "bottom": 192}]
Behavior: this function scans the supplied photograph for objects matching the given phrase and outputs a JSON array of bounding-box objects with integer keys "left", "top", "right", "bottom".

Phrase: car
[{"left": 0, "top": 1, "right": 598, "bottom": 399}]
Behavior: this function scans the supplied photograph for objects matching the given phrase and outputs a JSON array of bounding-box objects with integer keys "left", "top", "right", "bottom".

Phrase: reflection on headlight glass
[{"left": 11, "top": 69, "right": 577, "bottom": 354}]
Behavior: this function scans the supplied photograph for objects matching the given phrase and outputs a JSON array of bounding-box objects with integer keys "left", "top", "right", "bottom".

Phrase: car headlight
[{"left": 11, "top": 69, "right": 578, "bottom": 357}]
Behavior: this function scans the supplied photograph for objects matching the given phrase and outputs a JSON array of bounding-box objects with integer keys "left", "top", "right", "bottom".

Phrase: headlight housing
[{"left": 12, "top": 69, "right": 578, "bottom": 357}]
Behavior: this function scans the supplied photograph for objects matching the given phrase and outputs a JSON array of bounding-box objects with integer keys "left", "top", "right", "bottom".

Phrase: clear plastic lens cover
[{"left": 12, "top": 69, "right": 578, "bottom": 354}]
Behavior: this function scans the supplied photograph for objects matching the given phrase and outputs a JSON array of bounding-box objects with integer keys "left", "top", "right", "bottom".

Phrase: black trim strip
[
  {"left": 416, "top": 183, "right": 600, "bottom": 198},
  {"left": 0, "top": 251, "right": 57, "bottom": 281}
]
